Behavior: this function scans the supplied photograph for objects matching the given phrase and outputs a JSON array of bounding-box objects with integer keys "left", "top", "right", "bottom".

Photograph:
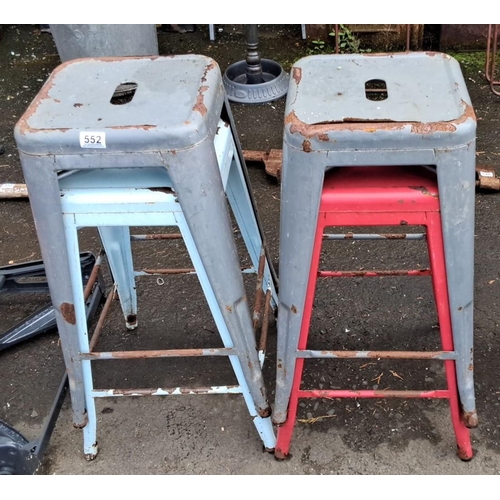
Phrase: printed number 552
[
  {"left": 84, "top": 135, "right": 101, "bottom": 144},
  {"left": 80, "top": 132, "right": 106, "bottom": 148}
]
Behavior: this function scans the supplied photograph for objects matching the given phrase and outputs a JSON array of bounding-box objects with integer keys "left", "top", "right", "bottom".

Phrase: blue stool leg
[
  {"left": 436, "top": 145, "right": 477, "bottom": 428},
  {"left": 221, "top": 98, "right": 279, "bottom": 292},
  {"left": 167, "top": 143, "right": 271, "bottom": 418},
  {"left": 98, "top": 226, "right": 138, "bottom": 330},
  {"left": 63, "top": 222, "right": 99, "bottom": 459},
  {"left": 225, "top": 137, "right": 278, "bottom": 308},
  {"left": 176, "top": 214, "right": 276, "bottom": 449}
]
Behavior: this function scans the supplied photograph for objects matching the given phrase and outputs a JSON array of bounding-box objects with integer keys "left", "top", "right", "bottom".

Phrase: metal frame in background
[
  {"left": 486, "top": 24, "right": 500, "bottom": 96},
  {"left": 209, "top": 24, "right": 307, "bottom": 42},
  {"left": 330, "top": 24, "right": 412, "bottom": 53}
]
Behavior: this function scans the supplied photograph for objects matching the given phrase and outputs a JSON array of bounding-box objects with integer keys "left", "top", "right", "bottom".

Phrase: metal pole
[{"left": 245, "top": 25, "right": 264, "bottom": 84}]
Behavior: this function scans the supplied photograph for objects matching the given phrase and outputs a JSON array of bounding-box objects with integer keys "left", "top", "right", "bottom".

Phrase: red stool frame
[{"left": 275, "top": 165, "right": 473, "bottom": 461}]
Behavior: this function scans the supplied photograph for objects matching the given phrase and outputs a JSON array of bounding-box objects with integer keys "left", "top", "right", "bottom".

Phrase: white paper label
[
  {"left": 80, "top": 132, "right": 106, "bottom": 148},
  {"left": 479, "top": 171, "right": 494, "bottom": 178}
]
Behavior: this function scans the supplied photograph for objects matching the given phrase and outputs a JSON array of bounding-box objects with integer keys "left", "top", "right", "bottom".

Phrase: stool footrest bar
[
  {"left": 136, "top": 266, "right": 254, "bottom": 276},
  {"left": 323, "top": 233, "right": 426, "bottom": 241},
  {"left": 82, "top": 347, "right": 236, "bottom": 360},
  {"left": 258, "top": 289, "right": 272, "bottom": 354},
  {"left": 298, "top": 350, "right": 457, "bottom": 360},
  {"left": 131, "top": 233, "right": 183, "bottom": 241},
  {"left": 318, "top": 269, "right": 432, "bottom": 278},
  {"left": 92, "top": 386, "right": 242, "bottom": 397},
  {"left": 252, "top": 249, "right": 266, "bottom": 332},
  {"left": 298, "top": 389, "right": 451, "bottom": 399}
]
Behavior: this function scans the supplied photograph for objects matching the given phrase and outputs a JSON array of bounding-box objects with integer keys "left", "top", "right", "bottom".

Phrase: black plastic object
[
  {"left": 223, "top": 25, "right": 288, "bottom": 104},
  {"left": 0, "top": 252, "right": 96, "bottom": 351},
  {"left": 0, "top": 252, "right": 104, "bottom": 474},
  {"left": 0, "top": 374, "right": 68, "bottom": 474}
]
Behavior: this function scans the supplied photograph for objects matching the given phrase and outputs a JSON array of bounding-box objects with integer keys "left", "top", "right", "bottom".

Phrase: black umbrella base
[{"left": 223, "top": 59, "right": 289, "bottom": 104}]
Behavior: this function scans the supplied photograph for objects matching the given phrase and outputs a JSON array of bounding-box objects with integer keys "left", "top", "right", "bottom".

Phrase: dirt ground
[{"left": 1, "top": 24, "right": 500, "bottom": 475}]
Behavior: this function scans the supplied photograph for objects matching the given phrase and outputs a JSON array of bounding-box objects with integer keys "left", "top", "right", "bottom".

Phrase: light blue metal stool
[{"left": 15, "top": 55, "right": 277, "bottom": 459}]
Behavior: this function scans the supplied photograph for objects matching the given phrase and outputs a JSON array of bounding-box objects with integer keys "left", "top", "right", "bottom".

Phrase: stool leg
[
  {"left": 226, "top": 140, "right": 278, "bottom": 307},
  {"left": 276, "top": 213, "right": 325, "bottom": 458},
  {"left": 21, "top": 164, "right": 88, "bottom": 429},
  {"left": 436, "top": 146, "right": 477, "bottom": 428},
  {"left": 232, "top": 358, "right": 276, "bottom": 450},
  {"left": 275, "top": 359, "right": 304, "bottom": 459},
  {"left": 167, "top": 143, "right": 271, "bottom": 418},
  {"left": 427, "top": 212, "right": 473, "bottom": 460},
  {"left": 444, "top": 360, "right": 473, "bottom": 460},
  {"left": 176, "top": 213, "right": 276, "bottom": 449},
  {"left": 275, "top": 149, "right": 325, "bottom": 424},
  {"left": 64, "top": 222, "right": 99, "bottom": 459},
  {"left": 221, "top": 97, "right": 279, "bottom": 293},
  {"left": 98, "top": 226, "right": 138, "bottom": 329}
]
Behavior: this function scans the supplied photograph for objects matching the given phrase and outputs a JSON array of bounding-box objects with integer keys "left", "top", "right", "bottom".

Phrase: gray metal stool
[
  {"left": 14, "top": 55, "right": 277, "bottom": 458},
  {"left": 275, "top": 52, "right": 477, "bottom": 429}
]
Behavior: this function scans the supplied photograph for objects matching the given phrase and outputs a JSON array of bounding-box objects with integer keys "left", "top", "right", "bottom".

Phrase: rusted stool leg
[
  {"left": 22, "top": 164, "right": 88, "bottom": 429},
  {"left": 436, "top": 147, "right": 477, "bottom": 428},
  {"left": 426, "top": 212, "right": 473, "bottom": 460},
  {"left": 98, "top": 226, "right": 138, "bottom": 330},
  {"left": 275, "top": 149, "right": 325, "bottom": 425},
  {"left": 275, "top": 211, "right": 325, "bottom": 459},
  {"left": 168, "top": 143, "right": 271, "bottom": 418}
]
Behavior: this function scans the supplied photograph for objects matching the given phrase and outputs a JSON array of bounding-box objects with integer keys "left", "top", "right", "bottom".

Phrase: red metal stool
[{"left": 275, "top": 165, "right": 473, "bottom": 461}]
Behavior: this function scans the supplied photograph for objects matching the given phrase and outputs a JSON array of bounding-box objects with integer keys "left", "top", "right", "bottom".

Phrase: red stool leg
[
  {"left": 427, "top": 212, "right": 473, "bottom": 460},
  {"left": 275, "top": 213, "right": 326, "bottom": 459},
  {"left": 275, "top": 358, "right": 304, "bottom": 459}
]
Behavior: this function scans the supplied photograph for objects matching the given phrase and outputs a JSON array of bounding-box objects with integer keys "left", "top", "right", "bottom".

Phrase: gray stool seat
[
  {"left": 16, "top": 56, "right": 222, "bottom": 154},
  {"left": 284, "top": 52, "right": 474, "bottom": 151}
]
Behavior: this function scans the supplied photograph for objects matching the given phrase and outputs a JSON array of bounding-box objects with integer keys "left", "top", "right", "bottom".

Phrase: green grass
[{"left": 448, "top": 51, "right": 488, "bottom": 75}]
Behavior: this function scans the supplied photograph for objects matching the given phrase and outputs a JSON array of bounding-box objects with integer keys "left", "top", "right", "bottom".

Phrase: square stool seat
[{"left": 15, "top": 55, "right": 223, "bottom": 155}]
